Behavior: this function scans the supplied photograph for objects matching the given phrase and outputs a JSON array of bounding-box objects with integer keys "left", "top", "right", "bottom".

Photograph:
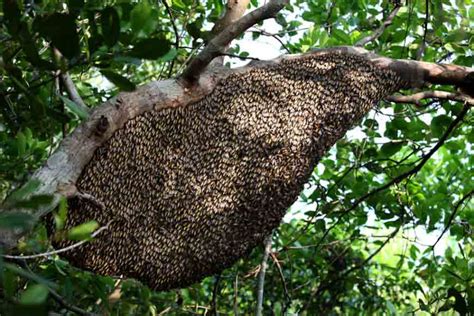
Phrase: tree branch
[
  {"left": 256, "top": 234, "right": 272, "bottom": 316},
  {"left": 2, "top": 222, "right": 110, "bottom": 260},
  {"left": 331, "top": 46, "right": 474, "bottom": 92},
  {"left": 209, "top": 274, "right": 221, "bottom": 316},
  {"left": 250, "top": 28, "right": 291, "bottom": 54},
  {"left": 270, "top": 252, "right": 291, "bottom": 313},
  {"left": 386, "top": 90, "right": 474, "bottom": 106},
  {"left": 53, "top": 48, "right": 89, "bottom": 114},
  {"left": 416, "top": 0, "right": 429, "bottom": 60},
  {"left": 48, "top": 286, "right": 98, "bottom": 316},
  {"left": 355, "top": 3, "right": 402, "bottom": 47},
  {"left": 219, "top": 52, "right": 260, "bottom": 61},
  {"left": 60, "top": 72, "right": 89, "bottom": 113},
  {"left": 211, "top": 0, "right": 251, "bottom": 36},
  {"left": 161, "top": 0, "right": 180, "bottom": 78},
  {"left": 431, "top": 190, "right": 473, "bottom": 249},
  {"left": 180, "top": 0, "right": 289, "bottom": 83}
]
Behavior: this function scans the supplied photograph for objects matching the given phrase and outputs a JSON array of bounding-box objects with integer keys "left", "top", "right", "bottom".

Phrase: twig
[
  {"left": 2, "top": 222, "right": 111, "bottom": 260},
  {"left": 251, "top": 28, "right": 291, "bottom": 54},
  {"left": 180, "top": 0, "right": 289, "bottom": 83},
  {"left": 355, "top": 3, "right": 402, "bottom": 47},
  {"left": 269, "top": 252, "right": 291, "bottom": 313},
  {"left": 53, "top": 48, "right": 89, "bottom": 114},
  {"left": 60, "top": 73, "right": 89, "bottom": 113},
  {"left": 161, "top": 0, "right": 180, "bottom": 77},
  {"left": 209, "top": 274, "right": 221, "bottom": 316},
  {"left": 249, "top": 27, "right": 310, "bottom": 37},
  {"left": 386, "top": 90, "right": 474, "bottom": 106},
  {"left": 233, "top": 274, "right": 239, "bottom": 316},
  {"left": 74, "top": 191, "right": 106, "bottom": 210},
  {"left": 256, "top": 234, "right": 273, "bottom": 316},
  {"left": 431, "top": 190, "right": 473, "bottom": 248},
  {"left": 323, "top": 1, "right": 336, "bottom": 32},
  {"left": 416, "top": 0, "right": 429, "bottom": 60},
  {"left": 49, "top": 286, "right": 98, "bottom": 316},
  {"left": 220, "top": 53, "right": 260, "bottom": 61},
  {"left": 158, "top": 307, "right": 172, "bottom": 315}
]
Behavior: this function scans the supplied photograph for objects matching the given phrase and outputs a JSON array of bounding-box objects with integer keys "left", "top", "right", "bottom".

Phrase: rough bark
[
  {"left": 180, "top": 0, "right": 289, "bottom": 83},
  {"left": 211, "top": 0, "right": 252, "bottom": 36}
]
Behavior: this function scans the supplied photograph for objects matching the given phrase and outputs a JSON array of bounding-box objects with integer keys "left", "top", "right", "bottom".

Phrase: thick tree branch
[
  {"left": 210, "top": 0, "right": 252, "bottom": 67},
  {"left": 331, "top": 46, "right": 474, "bottom": 92},
  {"left": 355, "top": 3, "right": 402, "bottom": 47},
  {"left": 180, "top": 0, "right": 289, "bottom": 83},
  {"left": 211, "top": 0, "right": 251, "bottom": 36}
]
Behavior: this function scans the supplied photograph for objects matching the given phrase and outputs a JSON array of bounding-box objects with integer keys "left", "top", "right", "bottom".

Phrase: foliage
[{"left": 0, "top": 0, "right": 473, "bottom": 315}]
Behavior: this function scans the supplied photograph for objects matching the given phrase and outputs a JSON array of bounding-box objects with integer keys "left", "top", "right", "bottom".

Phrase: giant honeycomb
[{"left": 55, "top": 53, "right": 403, "bottom": 290}]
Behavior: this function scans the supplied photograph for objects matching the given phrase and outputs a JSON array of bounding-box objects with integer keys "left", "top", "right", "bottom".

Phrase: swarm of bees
[{"left": 54, "top": 53, "right": 403, "bottom": 290}]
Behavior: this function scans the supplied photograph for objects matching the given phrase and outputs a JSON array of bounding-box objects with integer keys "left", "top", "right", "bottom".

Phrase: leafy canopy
[{"left": 0, "top": 0, "right": 473, "bottom": 315}]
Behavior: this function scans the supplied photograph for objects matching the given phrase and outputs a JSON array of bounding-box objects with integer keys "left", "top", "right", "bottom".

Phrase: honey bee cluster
[{"left": 55, "top": 53, "right": 403, "bottom": 290}]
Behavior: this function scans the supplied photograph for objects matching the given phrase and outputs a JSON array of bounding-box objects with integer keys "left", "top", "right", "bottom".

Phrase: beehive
[{"left": 55, "top": 53, "right": 403, "bottom": 290}]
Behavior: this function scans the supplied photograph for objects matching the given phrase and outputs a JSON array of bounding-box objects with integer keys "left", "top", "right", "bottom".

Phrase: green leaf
[
  {"left": 130, "top": 2, "right": 152, "bottom": 33},
  {"left": 20, "top": 284, "right": 49, "bottom": 305},
  {"left": 1, "top": 268, "right": 17, "bottom": 299},
  {"left": 186, "top": 21, "right": 203, "bottom": 40},
  {"left": 34, "top": 13, "right": 80, "bottom": 59},
  {"left": 8, "top": 179, "right": 41, "bottom": 202},
  {"left": 59, "top": 96, "right": 89, "bottom": 119},
  {"left": 54, "top": 197, "right": 68, "bottom": 231},
  {"left": 5, "top": 263, "right": 57, "bottom": 289},
  {"left": 386, "top": 300, "right": 397, "bottom": 315},
  {"left": 13, "top": 194, "right": 54, "bottom": 209},
  {"left": 101, "top": 7, "right": 120, "bottom": 47},
  {"left": 331, "top": 29, "right": 352, "bottom": 44},
  {"left": 130, "top": 38, "right": 172, "bottom": 60},
  {"left": 100, "top": 70, "right": 136, "bottom": 91},
  {"left": 380, "top": 141, "right": 404, "bottom": 157},
  {"left": 0, "top": 212, "right": 35, "bottom": 230},
  {"left": 16, "top": 131, "right": 26, "bottom": 156},
  {"left": 172, "top": 0, "right": 187, "bottom": 11},
  {"left": 418, "top": 299, "right": 429, "bottom": 311},
  {"left": 160, "top": 48, "right": 178, "bottom": 62},
  {"left": 67, "top": 220, "right": 99, "bottom": 241},
  {"left": 431, "top": 115, "right": 452, "bottom": 138}
]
